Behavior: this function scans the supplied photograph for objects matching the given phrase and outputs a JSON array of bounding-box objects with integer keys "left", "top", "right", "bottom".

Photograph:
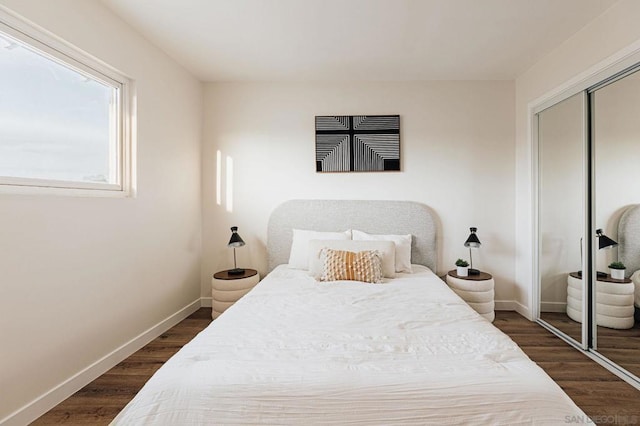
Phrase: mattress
[{"left": 112, "top": 265, "right": 587, "bottom": 425}]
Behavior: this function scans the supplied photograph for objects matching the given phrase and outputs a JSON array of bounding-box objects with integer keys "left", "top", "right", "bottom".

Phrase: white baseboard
[
  {"left": 513, "top": 300, "right": 532, "bottom": 320},
  {"left": 540, "top": 301, "right": 567, "bottom": 313},
  {"left": 495, "top": 299, "right": 532, "bottom": 320},
  {"left": 494, "top": 300, "right": 515, "bottom": 311},
  {"left": 1, "top": 299, "right": 201, "bottom": 426},
  {"left": 200, "top": 296, "right": 212, "bottom": 307}
]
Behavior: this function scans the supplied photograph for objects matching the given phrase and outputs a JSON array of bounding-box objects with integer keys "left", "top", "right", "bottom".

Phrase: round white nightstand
[
  {"left": 566, "top": 272, "right": 635, "bottom": 329},
  {"left": 211, "top": 269, "right": 260, "bottom": 319},
  {"left": 446, "top": 270, "right": 495, "bottom": 322}
]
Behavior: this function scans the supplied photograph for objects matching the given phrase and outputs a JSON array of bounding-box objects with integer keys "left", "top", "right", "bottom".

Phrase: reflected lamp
[
  {"left": 578, "top": 228, "right": 618, "bottom": 278},
  {"left": 596, "top": 228, "right": 617, "bottom": 278},
  {"left": 596, "top": 228, "right": 618, "bottom": 250}
]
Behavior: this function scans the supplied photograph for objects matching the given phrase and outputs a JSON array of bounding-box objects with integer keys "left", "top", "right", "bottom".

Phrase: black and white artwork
[{"left": 315, "top": 115, "right": 400, "bottom": 172}]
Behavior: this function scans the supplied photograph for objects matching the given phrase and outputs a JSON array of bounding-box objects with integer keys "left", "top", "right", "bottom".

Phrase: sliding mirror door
[
  {"left": 592, "top": 68, "right": 640, "bottom": 380},
  {"left": 538, "top": 92, "right": 586, "bottom": 345}
]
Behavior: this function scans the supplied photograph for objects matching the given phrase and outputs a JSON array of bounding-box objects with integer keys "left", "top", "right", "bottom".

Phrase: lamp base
[
  {"left": 228, "top": 268, "right": 245, "bottom": 276},
  {"left": 575, "top": 270, "right": 608, "bottom": 279},
  {"left": 468, "top": 268, "right": 480, "bottom": 275}
]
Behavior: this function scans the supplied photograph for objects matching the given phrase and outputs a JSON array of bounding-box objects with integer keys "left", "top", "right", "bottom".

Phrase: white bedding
[{"left": 113, "top": 265, "right": 587, "bottom": 425}]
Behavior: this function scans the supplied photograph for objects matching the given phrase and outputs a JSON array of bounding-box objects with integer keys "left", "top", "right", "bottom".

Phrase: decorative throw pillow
[
  {"left": 308, "top": 239, "right": 396, "bottom": 278},
  {"left": 319, "top": 248, "right": 384, "bottom": 283}
]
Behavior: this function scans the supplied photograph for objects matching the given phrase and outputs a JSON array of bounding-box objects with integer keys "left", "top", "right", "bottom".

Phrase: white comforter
[{"left": 113, "top": 265, "right": 587, "bottom": 425}]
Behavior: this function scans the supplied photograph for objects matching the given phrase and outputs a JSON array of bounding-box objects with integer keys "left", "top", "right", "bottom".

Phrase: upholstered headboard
[
  {"left": 267, "top": 199, "right": 438, "bottom": 273},
  {"left": 618, "top": 204, "right": 640, "bottom": 276}
]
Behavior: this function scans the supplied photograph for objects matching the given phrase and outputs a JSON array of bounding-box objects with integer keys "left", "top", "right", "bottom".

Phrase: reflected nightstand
[{"left": 566, "top": 272, "right": 634, "bottom": 329}]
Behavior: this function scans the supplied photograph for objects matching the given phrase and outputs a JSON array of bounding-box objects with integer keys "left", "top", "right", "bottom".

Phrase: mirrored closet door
[
  {"left": 536, "top": 64, "right": 640, "bottom": 387},
  {"left": 592, "top": 69, "right": 640, "bottom": 380},
  {"left": 538, "top": 92, "right": 586, "bottom": 347}
]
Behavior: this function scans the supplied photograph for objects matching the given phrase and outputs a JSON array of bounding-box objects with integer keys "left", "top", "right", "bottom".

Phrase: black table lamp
[
  {"left": 464, "top": 227, "right": 481, "bottom": 275},
  {"left": 578, "top": 228, "right": 618, "bottom": 278},
  {"left": 596, "top": 228, "right": 618, "bottom": 250},
  {"left": 596, "top": 228, "right": 617, "bottom": 278},
  {"left": 227, "top": 226, "right": 245, "bottom": 275}
]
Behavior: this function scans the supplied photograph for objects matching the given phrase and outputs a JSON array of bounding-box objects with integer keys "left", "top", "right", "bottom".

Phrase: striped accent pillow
[{"left": 319, "top": 248, "right": 383, "bottom": 283}]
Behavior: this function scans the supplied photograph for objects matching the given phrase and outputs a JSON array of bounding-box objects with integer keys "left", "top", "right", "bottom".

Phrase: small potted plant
[
  {"left": 455, "top": 259, "right": 469, "bottom": 277},
  {"left": 608, "top": 261, "right": 626, "bottom": 280}
]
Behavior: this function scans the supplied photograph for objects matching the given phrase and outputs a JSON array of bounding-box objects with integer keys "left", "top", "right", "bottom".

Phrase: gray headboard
[
  {"left": 619, "top": 204, "right": 640, "bottom": 276},
  {"left": 267, "top": 199, "right": 438, "bottom": 273}
]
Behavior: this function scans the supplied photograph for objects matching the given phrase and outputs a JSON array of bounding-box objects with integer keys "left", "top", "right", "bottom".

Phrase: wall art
[{"left": 315, "top": 115, "right": 400, "bottom": 172}]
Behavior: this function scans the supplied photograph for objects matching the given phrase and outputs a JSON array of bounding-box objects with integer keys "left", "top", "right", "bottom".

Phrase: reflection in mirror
[
  {"left": 593, "top": 69, "right": 640, "bottom": 380},
  {"left": 538, "top": 92, "right": 585, "bottom": 345}
]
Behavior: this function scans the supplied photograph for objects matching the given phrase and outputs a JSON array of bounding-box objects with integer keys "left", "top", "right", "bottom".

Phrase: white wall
[
  {"left": 0, "top": 0, "right": 202, "bottom": 422},
  {"left": 201, "top": 81, "right": 517, "bottom": 306},
  {"left": 515, "top": 0, "right": 640, "bottom": 316}
]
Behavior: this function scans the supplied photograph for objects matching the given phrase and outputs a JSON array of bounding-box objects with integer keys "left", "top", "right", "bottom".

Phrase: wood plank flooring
[
  {"left": 494, "top": 312, "right": 640, "bottom": 425},
  {"left": 541, "top": 311, "right": 640, "bottom": 379},
  {"left": 31, "top": 308, "right": 212, "bottom": 425},
  {"left": 31, "top": 309, "right": 640, "bottom": 425}
]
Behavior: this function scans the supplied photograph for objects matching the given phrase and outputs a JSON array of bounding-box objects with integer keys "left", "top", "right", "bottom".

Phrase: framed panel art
[{"left": 315, "top": 115, "right": 400, "bottom": 172}]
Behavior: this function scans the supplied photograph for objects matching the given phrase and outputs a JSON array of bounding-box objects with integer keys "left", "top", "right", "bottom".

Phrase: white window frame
[{"left": 0, "top": 6, "right": 135, "bottom": 197}]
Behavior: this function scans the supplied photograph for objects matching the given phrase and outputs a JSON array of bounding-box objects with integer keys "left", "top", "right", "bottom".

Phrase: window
[{"left": 0, "top": 11, "right": 133, "bottom": 195}]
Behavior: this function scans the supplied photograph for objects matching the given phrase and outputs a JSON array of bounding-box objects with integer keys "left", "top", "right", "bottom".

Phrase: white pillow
[
  {"left": 308, "top": 239, "right": 396, "bottom": 278},
  {"left": 288, "top": 229, "right": 351, "bottom": 269},
  {"left": 351, "top": 229, "right": 412, "bottom": 273}
]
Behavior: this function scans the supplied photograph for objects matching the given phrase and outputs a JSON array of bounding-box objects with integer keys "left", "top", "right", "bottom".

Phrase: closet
[{"left": 535, "top": 63, "right": 640, "bottom": 388}]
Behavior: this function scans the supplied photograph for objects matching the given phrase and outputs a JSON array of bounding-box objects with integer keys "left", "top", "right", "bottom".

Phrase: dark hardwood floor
[
  {"left": 31, "top": 308, "right": 212, "bottom": 425},
  {"left": 541, "top": 311, "right": 640, "bottom": 379},
  {"left": 494, "top": 312, "right": 640, "bottom": 425},
  {"left": 31, "top": 309, "right": 640, "bottom": 425}
]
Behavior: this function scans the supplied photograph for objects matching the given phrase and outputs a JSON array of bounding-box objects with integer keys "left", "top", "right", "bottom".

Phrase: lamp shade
[
  {"left": 228, "top": 226, "right": 245, "bottom": 248},
  {"left": 464, "top": 227, "right": 481, "bottom": 248},
  {"left": 596, "top": 228, "right": 617, "bottom": 250}
]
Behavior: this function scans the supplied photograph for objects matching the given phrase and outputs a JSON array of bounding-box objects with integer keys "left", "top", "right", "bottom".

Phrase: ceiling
[{"left": 101, "top": 0, "right": 617, "bottom": 82}]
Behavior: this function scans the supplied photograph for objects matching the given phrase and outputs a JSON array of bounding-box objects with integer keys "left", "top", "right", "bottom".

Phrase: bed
[
  {"left": 618, "top": 204, "right": 640, "bottom": 322},
  {"left": 112, "top": 200, "right": 587, "bottom": 425}
]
